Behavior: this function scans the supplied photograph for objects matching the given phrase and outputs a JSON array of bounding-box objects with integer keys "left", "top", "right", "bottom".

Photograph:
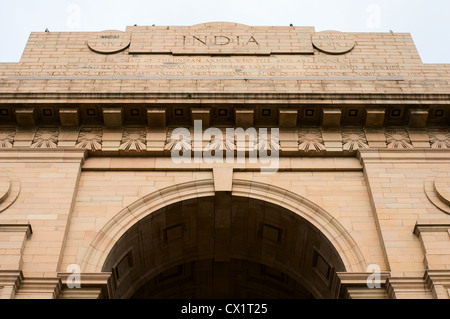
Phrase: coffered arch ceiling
[{"left": 102, "top": 194, "right": 347, "bottom": 299}]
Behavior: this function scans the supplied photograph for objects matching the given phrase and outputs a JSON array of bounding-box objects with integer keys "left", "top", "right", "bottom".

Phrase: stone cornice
[
  {"left": 0, "top": 272, "right": 113, "bottom": 299},
  {"left": 16, "top": 277, "right": 62, "bottom": 299},
  {"left": 81, "top": 157, "right": 363, "bottom": 172},
  {"left": 424, "top": 270, "right": 450, "bottom": 299},
  {"left": 0, "top": 270, "right": 24, "bottom": 288},
  {"left": 358, "top": 148, "right": 450, "bottom": 163},
  {"left": 386, "top": 276, "right": 433, "bottom": 299},
  {"left": 1, "top": 92, "right": 450, "bottom": 104},
  {"left": 336, "top": 272, "right": 391, "bottom": 299},
  {"left": 57, "top": 272, "right": 113, "bottom": 299}
]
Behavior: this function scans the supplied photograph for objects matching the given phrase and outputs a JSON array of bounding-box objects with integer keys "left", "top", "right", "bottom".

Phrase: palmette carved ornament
[
  {"left": 342, "top": 129, "right": 369, "bottom": 151},
  {"left": 298, "top": 129, "right": 326, "bottom": 152},
  {"left": 76, "top": 128, "right": 103, "bottom": 151},
  {"left": 119, "top": 129, "right": 147, "bottom": 152},
  {"left": 386, "top": 129, "right": 413, "bottom": 149},
  {"left": 164, "top": 129, "right": 192, "bottom": 153},
  {"left": 0, "top": 131, "right": 15, "bottom": 148},
  {"left": 31, "top": 129, "right": 59, "bottom": 149},
  {"left": 429, "top": 129, "right": 450, "bottom": 149}
]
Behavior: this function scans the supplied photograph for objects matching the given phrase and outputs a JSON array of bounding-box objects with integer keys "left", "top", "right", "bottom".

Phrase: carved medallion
[
  {"left": 0, "top": 176, "right": 11, "bottom": 204},
  {"left": 312, "top": 31, "right": 355, "bottom": 54},
  {"left": 88, "top": 30, "right": 131, "bottom": 54},
  {"left": 435, "top": 177, "right": 450, "bottom": 208},
  {"left": 425, "top": 173, "right": 450, "bottom": 215},
  {"left": 0, "top": 172, "right": 20, "bottom": 214}
]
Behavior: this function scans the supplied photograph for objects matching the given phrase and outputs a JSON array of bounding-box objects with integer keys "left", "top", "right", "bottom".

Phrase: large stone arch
[
  {"left": 81, "top": 179, "right": 366, "bottom": 282},
  {"left": 81, "top": 180, "right": 366, "bottom": 298}
]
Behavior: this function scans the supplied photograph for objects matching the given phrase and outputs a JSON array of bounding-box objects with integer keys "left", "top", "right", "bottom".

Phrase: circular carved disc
[
  {"left": 312, "top": 31, "right": 355, "bottom": 54},
  {"left": 88, "top": 30, "right": 130, "bottom": 54},
  {"left": 435, "top": 178, "right": 450, "bottom": 206},
  {"left": 0, "top": 177, "right": 11, "bottom": 204}
]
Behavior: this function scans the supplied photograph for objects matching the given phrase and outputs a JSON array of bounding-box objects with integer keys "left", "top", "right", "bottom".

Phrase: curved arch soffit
[{"left": 81, "top": 179, "right": 366, "bottom": 273}]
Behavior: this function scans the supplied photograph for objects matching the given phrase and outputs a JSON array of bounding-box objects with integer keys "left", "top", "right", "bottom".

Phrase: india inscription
[
  {"left": 128, "top": 23, "right": 315, "bottom": 55},
  {"left": 182, "top": 35, "right": 260, "bottom": 47},
  {"left": 1, "top": 22, "right": 429, "bottom": 83}
]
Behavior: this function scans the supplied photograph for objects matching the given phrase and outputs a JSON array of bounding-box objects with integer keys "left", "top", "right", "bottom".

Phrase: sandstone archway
[{"left": 82, "top": 180, "right": 366, "bottom": 299}]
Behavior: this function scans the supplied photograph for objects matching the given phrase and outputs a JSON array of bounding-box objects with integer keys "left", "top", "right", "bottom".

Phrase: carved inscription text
[{"left": 182, "top": 35, "right": 260, "bottom": 47}]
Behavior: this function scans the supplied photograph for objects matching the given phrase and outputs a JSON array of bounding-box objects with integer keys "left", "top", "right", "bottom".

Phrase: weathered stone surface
[{"left": 0, "top": 23, "right": 449, "bottom": 300}]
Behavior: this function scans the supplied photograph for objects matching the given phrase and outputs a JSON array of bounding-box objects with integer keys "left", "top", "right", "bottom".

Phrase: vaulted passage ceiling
[
  {"left": 103, "top": 194, "right": 346, "bottom": 299},
  {"left": 131, "top": 258, "right": 316, "bottom": 299}
]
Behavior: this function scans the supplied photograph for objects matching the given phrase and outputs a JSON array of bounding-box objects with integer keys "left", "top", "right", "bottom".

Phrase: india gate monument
[{"left": 0, "top": 22, "right": 449, "bottom": 300}]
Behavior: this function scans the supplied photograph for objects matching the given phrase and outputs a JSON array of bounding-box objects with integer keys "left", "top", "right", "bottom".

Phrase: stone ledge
[
  {"left": 0, "top": 272, "right": 113, "bottom": 299},
  {"left": 359, "top": 148, "right": 450, "bottom": 163},
  {"left": 14, "top": 277, "right": 62, "bottom": 299},
  {"left": 57, "top": 272, "right": 113, "bottom": 299},
  {"left": 0, "top": 270, "right": 23, "bottom": 286},
  {"left": 386, "top": 276, "right": 434, "bottom": 299},
  {"left": 0, "top": 224, "right": 32, "bottom": 238},
  {"left": 424, "top": 270, "right": 450, "bottom": 299},
  {"left": 337, "top": 272, "right": 391, "bottom": 299},
  {"left": 1, "top": 92, "right": 450, "bottom": 104},
  {"left": 414, "top": 222, "right": 450, "bottom": 236},
  {"left": 0, "top": 148, "right": 87, "bottom": 163},
  {"left": 82, "top": 156, "right": 363, "bottom": 172}
]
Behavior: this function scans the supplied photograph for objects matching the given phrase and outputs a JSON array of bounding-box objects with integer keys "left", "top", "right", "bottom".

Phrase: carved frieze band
[{"left": 0, "top": 127, "right": 448, "bottom": 153}]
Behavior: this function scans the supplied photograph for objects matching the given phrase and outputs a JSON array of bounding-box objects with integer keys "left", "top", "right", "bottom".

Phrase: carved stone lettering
[
  {"left": 16, "top": 54, "right": 407, "bottom": 79},
  {"left": 128, "top": 23, "right": 315, "bottom": 54},
  {"left": 183, "top": 35, "right": 259, "bottom": 46}
]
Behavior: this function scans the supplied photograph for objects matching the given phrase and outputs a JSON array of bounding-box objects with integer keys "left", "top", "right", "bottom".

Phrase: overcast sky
[{"left": 0, "top": 0, "right": 449, "bottom": 63}]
